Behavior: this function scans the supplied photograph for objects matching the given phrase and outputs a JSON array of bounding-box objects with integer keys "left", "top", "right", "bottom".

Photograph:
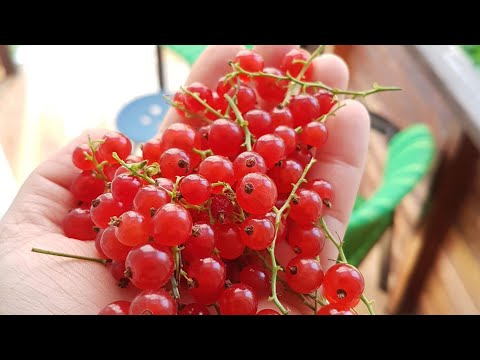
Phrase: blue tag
[{"left": 116, "top": 92, "right": 169, "bottom": 143}]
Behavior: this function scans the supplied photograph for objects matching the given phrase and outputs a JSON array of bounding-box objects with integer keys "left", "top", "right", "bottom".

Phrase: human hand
[{"left": 0, "top": 45, "right": 370, "bottom": 314}]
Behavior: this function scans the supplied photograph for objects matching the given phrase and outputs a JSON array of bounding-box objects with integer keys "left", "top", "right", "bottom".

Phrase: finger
[
  {"left": 252, "top": 45, "right": 300, "bottom": 68},
  {"left": 159, "top": 45, "right": 246, "bottom": 132},
  {"left": 309, "top": 100, "right": 370, "bottom": 270},
  {"left": 311, "top": 53, "right": 349, "bottom": 89}
]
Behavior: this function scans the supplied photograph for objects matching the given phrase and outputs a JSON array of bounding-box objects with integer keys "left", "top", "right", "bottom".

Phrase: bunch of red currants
[{"left": 58, "top": 46, "right": 377, "bottom": 315}]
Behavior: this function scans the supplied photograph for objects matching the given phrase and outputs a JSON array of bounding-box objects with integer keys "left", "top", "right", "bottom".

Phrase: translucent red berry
[
  {"left": 125, "top": 243, "right": 174, "bottom": 290},
  {"left": 159, "top": 148, "right": 190, "bottom": 181},
  {"left": 240, "top": 217, "right": 275, "bottom": 250},
  {"left": 235, "top": 50, "right": 264, "bottom": 80},
  {"left": 98, "top": 131, "right": 132, "bottom": 164},
  {"left": 253, "top": 134, "right": 286, "bottom": 169},
  {"left": 233, "top": 151, "right": 267, "bottom": 181},
  {"left": 115, "top": 210, "right": 150, "bottom": 247},
  {"left": 178, "top": 303, "right": 211, "bottom": 315},
  {"left": 218, "top": 283, "right": 258, "bottom": 315},
  {"left": 98, "top": 301, "right": 131, "bottom": 315},
  {"left": 111, "top": 173, "right": 142, "bottom": 207},
  {"left": 305, "top": 178, "right": 334, "bottom": 208},
  {"left": 270, "top": 105, "right": 294, "bottom": 128},
  {"left": 254, "top": 67, "right": 288, "bottom": 103},
  {"left": 100, "top": 226, "right": 132, "bottom": 262},
  {"left": 267, "top": 159, "right": 303, "bottom": 194},
  {"left": 183, "top": 223, "right": 216, "bottom": 263},
  {"left": 289, "top": 189, "right": 323, "bottom": 225},
  {"left": 63, "top": 207, "right": 97, "bottom": 240},
  {"left": 288, "top": 94, "right": 321, "bottom": 127},
  {"left": 208, "top": 119, "right": 244, "bottom": 159},
  {"left": 183, "top": 82, "right": 213, "bottom": 114},
  {"left": 129, "top": 289, "right": 176, "bottom": 315},
  {"left": 280, "top": 48, "right": 314, "bottom": 80},
  {"left": 239, "top": 265, "right": 270, "bottom": 297},
  {"left": 70, "top": 171, "right": 105, "bottom": 203},
  {"left": 214, "top": 223, "right": 245, "bottom": 260},
  {"left": 90, "top": 193, "right": 127, "bottom": 229},
  {"left": 288, "top": 222, "right": 325, "bottom": 257},
  {"left": 236, "top": 173, "right": 277, "bottom": 215},
  {"left": 198, "top": 155, "right": 234, "bottom": 194},
  {"left": 72, "top": 143, "right": 94, "bottom": 171},
  {"left": 152, "top": 203, "right": 192, "bottom": 246},
  {"left": 133, "top": 185, "right": 169, "bottom": 219},
  {"left": 188, "top": 257, "right": 226, "bottom": 305},
  {"left": 179, "top": 174, "right": 211, "bottom": 205},
  {"left": 285, "top": 256, "right": 324, "bottom": 294},
  {"left": 323, "top": 263, "right": 365, "bottom": 308},
  {"left": 244, "top": 109, "right": 273, "bottom": 138},
  {"left": 300, "top": 121, "right": 328, "bottom": 148}
]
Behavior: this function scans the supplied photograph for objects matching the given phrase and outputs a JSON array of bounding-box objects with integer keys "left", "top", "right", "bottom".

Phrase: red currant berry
[
  {"left": 280, "top": 48, "right": 314, "bottom": 80},
  {"left": 218, "top": 283, "right": 258, "bottom": 315},
  {"left": 152, "top": 203, "right": 192, "bottom": 246},
  {"left": 72, "top": 143, "right": 94, "bottom": 171},
  {"left": 289, "top": 189, "right": 323, "bottom": 225},
  {"left": 323, "top": 263, "right": 365, "bottom": 308},
  {"left": 236, "top": 173, "right": 277, "bottom": 215},
  {"left": 103, "top": 163, "right": 121, "bottom": 182},
  {"left": 173, "top": 91, "right": 186, "bottom": 117},
  {"left": 288, "top": 222, "right": 325, "bottom": 257},
  {"left": 98, "top": 131, "right": 132, "bottom": 164},
  {"left": 142, "top": 138, "right": 163, "bottom": 164},
  {"left": 198, "top": 125, "right": 210, "bottom": 150},
  {"left": 188, "top": 257, "right": 226, "bottom": 305},
  {"left": 285, "top": 256, "right": 324, "bottom": 294},
  {"left": 300, "top": 121, "right": 328, "bottom": 148},
  {"left": 178, "top": 303, "right": 211, "bottom": 315},
  {"left": 240, "top": 217, "right": 275, "bottom": 250},
  {"left": 125, "top": 242, "right": 174, "bottom": 290},
  {"left": 214, "top": 223, "right": 245, "bottom": 260},
  {"left": 254, "top": 67, "right": 288, "bottom": 103},
  {"left": 317, "top": 303, "right": 357, "bottom": 315},
  {"left": 233, "top": 151, "right": 267, "bottom": 181},
  {"left": 111, "top": 173, "right": 142, "bottom": 207},
  {"left": 98, "top": 301, "right": 131, "bottom": 315},
  {"left": 216, "top": 76, "right": 234, "bottom": 97},
  {"left": 274, "top": 126, "right": 297, "bottom": 155},
  {"left": 289, "top": 144, "right": 313, "bottom": 167},
  {"left": 253, "top": 134, "right": 286, "bottom": 169},
  {"left": 239, "top": 265, "right": 270, "bottom": 297},
  {"left": 288, "top": 94, "right": 321, "bottom": 127},
  {"left": 265, "top": 210, "right": 287, "bottom": 242},
  {"left": 235, "top": 50, "right": 264, "bottom": 81},
  {"left": 115, "top": 210, "right": 150, "bottom": 247},
  {"left": 155, "top": 177, "right": 174, "bottom": 192},
  {"left": 159, "top": 148, "right": 190, "bottom": 181},
  {"left": 94, "top": 229, "right": 107, "bottom": 258},
  {"left": 183, "top": 82, "right": 213, "bottom": 114},
  {"left": 183, "top": 223, "right": 216, "bottom": 263},
  {"left": 270, "top": 105, "right": 294, "bottom": 128},
  {"left": 109, "top": 260, "right": 129, "bottom": 287},
  {"left": 227, "top": 85, "right": 256, "bottom": 114},
  {"left": 179, "top": 174, "right": 211, "bottom": 205},
  {"left": 63, "top": 207, "right": 97, "bottom": 240},
  {"left": 268, "top": 159, "right": 303, "bottom": 194},
  {"left": 208, "top": 119, "right": 244, "bottom": 159},
  {"left": 198, "top": 155, "right": 234, "bottom": 194},
  {"left": 70, "top": 171, "right": 105, "bottom": 203},
  {"left": 100, "top": 226, "right": 132, "bottom": 262},
  {"left": 133, "top": 185, "right": 169, "bottom": 219},
  {"left": 244, "top": 109, "right": 273, "bottom": 138},
  {"left": 129, "top": 289, "right": 176, "bottom": 315},
  {"left": 90, "top": 193, "right": 127, "bottom": 229},
  {"left": 313, "top": 90, "right": 337, "bottom": 116},
  {"left": 161, "top": 123, "right": 201, "bottom": 167},
  {"left": 305, "top": 178, "right": 334, "bottom": 208}
]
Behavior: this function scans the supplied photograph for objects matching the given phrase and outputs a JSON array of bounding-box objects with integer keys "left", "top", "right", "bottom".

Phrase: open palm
[{"left": 0, "top": 45, "right": 370, "bottom": 314}]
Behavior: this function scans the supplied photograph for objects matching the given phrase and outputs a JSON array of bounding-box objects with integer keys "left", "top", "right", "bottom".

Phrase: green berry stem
[
  {"left": 180, "top": 86, "right": 225, "bottom": 119},
  {"left": 85, "top": 135, "right": 108, "bottom": 181},
  {"left": 319, "top": 216, "right": 375, "bottom": 315},
  {"left": 192, "top": 148, "right": 213, "bottom": 160},
  {"left": 281, "top": 45, "right": 326, "bottom": 106},
  {"left": 268, "top": 156, "right": 318, "bottom": 314},
  {"left": 31, "top": 248, "right": 111, "bottom": 265},
  {"left": 111, "top": 152, "right": 156, "bottom": 185},
  {"left": 163, "top": 95, "right": 213, "bottom": 124},
  {"left": 224, "top": 94, "right": 253, "bottom": 151},
  {"left": 227, "top": 61, "right": 401, "bottom": 99}
]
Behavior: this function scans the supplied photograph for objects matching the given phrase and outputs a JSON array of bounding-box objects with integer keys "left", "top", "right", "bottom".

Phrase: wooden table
[{"left": 393, "top": 46, "right": 480, "bottom": 313}]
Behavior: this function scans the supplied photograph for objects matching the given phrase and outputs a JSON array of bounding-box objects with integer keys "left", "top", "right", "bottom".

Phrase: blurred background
[{"left": 1, "top": 45, "right": 479, "bottom": 314}]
